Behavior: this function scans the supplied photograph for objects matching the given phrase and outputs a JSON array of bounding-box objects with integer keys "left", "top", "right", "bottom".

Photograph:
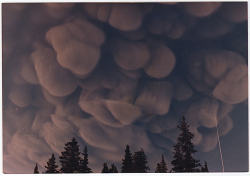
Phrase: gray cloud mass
[{"left": 2, "top": 2, "right": 248, "bottom": 173}]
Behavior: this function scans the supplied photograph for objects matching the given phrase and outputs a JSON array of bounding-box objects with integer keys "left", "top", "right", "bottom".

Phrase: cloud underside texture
[{"left": 2, "top": 2, "right": 248, "bottom": 173}]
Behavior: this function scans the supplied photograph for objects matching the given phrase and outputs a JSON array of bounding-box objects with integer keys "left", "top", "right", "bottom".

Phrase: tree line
[{"left": 33, "top": 116, "right": 209, "bottom": 173}]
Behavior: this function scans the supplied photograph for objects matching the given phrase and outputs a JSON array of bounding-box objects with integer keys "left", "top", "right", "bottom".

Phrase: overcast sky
[{"left": 2, "top": 2, "right": 248, "bottom": 174}]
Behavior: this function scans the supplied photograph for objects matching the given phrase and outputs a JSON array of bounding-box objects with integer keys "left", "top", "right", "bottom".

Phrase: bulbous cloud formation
[
  {"left": 46, "top": 17, "right": 105, "bottom": 78},
  {"left": 135, "top": 81, "right": 174, "bottom": 115},
  {"left": 83, "top": 3, "right": 153, "bottom": 31},
  {"left": 31, "top": 46, "right": 78, "bottom": 97},
  {"left": 144, "top": 44, "right": 176, "bottom": 78},
  {"left": 2, "top": 2, "right": 248, "bottom": 173},
  {"left": 110, "top": 38, "right": 150, "bottom": 70},
  {"left": 186, "top": 49, "right": 248, "bottom": 104},
  {"left": 181, "top": 2, "right": 222, "bottom": 17}
]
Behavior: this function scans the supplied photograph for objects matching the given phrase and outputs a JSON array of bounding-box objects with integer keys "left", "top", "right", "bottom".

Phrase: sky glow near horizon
[{"left": 2, "top": 2, "right": 248, "bottom": 174}]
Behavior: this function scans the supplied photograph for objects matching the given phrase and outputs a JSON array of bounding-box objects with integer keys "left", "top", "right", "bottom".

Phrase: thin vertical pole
[{"left": 215, "top": 116, "right": 225, "bottom": 172}]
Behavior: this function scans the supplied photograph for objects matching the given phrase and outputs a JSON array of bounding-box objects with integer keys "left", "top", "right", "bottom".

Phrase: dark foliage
[
  {"left": 101, "top": 163, "right": 109, "bottom": 173},
  {"left": 79, "top": 146, "right": 92, "bottom": 173},
  {"left": 32, "top": 126, "right": 209, "bottom": 173},
  {"left": 201, "top": 161, "right": 209, "bottom": 172},
  {"left": 155, "top": 163, "right": 162, "bottom": 173},
  {"left": 171, "top": 116, "right": 202, "bottom": 172},
  {"left": 121, "top": 145, "right": 134, "bottom": 173},
  {"left": 34, "top": 163, "right": 39, "bottom": 174},
  {"left": 133, "top": 148, "right": 150, "bottom": 173},
  {"left": 109, "top": 164, "right": 119, "bottom": 173},
  {"left": 44, "top": 153, "right": 59, "bottom": 173},
  {"left": 155, "top": 154, "right": 168, "bottom": 173},
  {"left": 59, "top": 137, "right": 81, "bottom": 173}
]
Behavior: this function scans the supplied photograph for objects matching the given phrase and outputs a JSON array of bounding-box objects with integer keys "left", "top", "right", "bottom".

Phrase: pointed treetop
[
  {"left": 133, "top": 148, "right": 150, "bottom": 173},
  {"left": 102, "top": 163, "right": 109, "bottom": 173},
  {"left": 34, "top": 163, "right": 39, "bottom": 174},
  {"left": 44, "top": 153, "right": 59, "bottom": 173},
  {"left": 201, "top": 161, "right": 209, "bottom": 172},
  {"left": 121, "top": 144, "right": 133, "bottom": 173},
  {"left": 155, "top": 154, "right": 168, "bottom": 173},
  {"left": 59, "top": 137, "right": 81, "bottom": 173},
  {"left": 80, "top": 146, "right": 92, "bottom": 173},
  {"left": 109, "top": 164, "right": 119, "bottom": 173},
  {"left": 171, "top": 116, "right": 201, "bottom": 172}
]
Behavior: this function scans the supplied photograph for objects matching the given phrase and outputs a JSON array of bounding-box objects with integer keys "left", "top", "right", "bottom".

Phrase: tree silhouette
[
  {"left": 121, "top": 145, "right": 134, "bottom": 173},
  {"left": 30, "top": 135, "right": 208, "bottom": 173},
  {"left": 34, "top": 163, "right": 39, "bottom": 174},
  {"left": 171, "top": 116, "right": 201, "bottom": 172},
  {"left": 79, "top": 146, "right": 92, "bottom": 173},
  {"left": 59, "top": 137, "right": 81, "bottom": 173},
  {"left": 109, "top": 164, "right": 119, "bottom": 173},
  {"left": 133, "top": 148, "right": 150, "bottom": 173},
  {"left": 44, "top": 153, "right": 59, "bottom": 173},
  {"left": 201, "top": 161, "right": 209, "bottom": 172},
  {"left": 101, "top": 163, "right": 109, "bottom": 173},
  {"left": 155, "top": 163, "right": 162, "bottom": 173},
  {"left": 155, "top": 154, "right": 168, "bottom": 173},
  {"left": 171, "top": 142, "right": 183, "bottom": 172}
]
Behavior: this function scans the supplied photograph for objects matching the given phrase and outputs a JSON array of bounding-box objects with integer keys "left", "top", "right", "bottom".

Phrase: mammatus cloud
[
  {"left": 46, "top": 17, "right": 105, "bottom": 78},
  {"left": 135, "top": 81, "right": 174, "bottom": 115},
  {"left": 31, "top": 46, "right": 78, "bottom": 97},
  {"left": 83, "top": 3, "right": 153, "bottom": 31},
  {"left": 2, "top": 2, "right": 248, "bottom": 173}
]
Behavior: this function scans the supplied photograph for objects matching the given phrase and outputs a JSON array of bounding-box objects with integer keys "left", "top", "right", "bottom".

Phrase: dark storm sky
[{"left": 2, "top": 2, "right": 248, "bottom": 174}]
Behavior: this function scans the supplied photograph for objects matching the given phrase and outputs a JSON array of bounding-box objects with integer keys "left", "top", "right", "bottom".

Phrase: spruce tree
[
  {"left": 155, "top": 154, "right": 168, "bottom": 173},
  {"left": 44, "top": 154, "right": 59, "bottom": 173},
  {"left": 59, "top": 137, "right": 81, "bottom": 173},
  {"left": 171, "top": 116, "right": 201, "bottom": 172},
  {"left": 109, "top": 164, "right": 119, "bottom": 173},
  {"left": 79, "top": 146, "right": 92, "bottom": 173},
  {"left": 155, "top": 163, "right": 161, "bottom": 173},
  {"left": 133, "top": 148, "right": 150, "bottom": 173},
  {"left": 121, "top": 145, "right": 133, "bottom": 173},
  {"left": 171, "top": 143, "right": 184, "bottom": 172},
  {"left": 201, "top": 161, "right": 209, "bottom": 172},
  {"left": 34, "top": 163, "right": 39, "bottom": 174},
  {"left": 101, "top": 163, "right": 109, "bottom": 173}
]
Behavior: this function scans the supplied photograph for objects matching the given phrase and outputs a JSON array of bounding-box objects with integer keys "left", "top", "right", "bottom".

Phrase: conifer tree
[
  {"left": 121, "top": 145, "right": 133, "bottom": 173},
  {"left": 201, "top": 161, "right": 209, "bottom": 172},
  {"left": 133, "top": 148, "right": 150, "bottom": 173},
  {"left": 171, "top": 143, "right": 183, "bottom": 172},
  {"left": 59, "top": 137, "right": 81, "bottom": 173},
  {"left": 44, "top": 154, "right": 59, "bottom": 173},
  {"left": 155, "top": 154, "right": 168, "bottom": 173},
  {"left": 155, "top": 163, "right": 162, "bottom": 173},
  {"left": 79, "top": 146, "right": 92, "bottom": 173},
  {"left": 109, "top": 164, "right": 119, "bottom": 173},
  {"left": 101, "top": 163, "right": 109, "bottom": 173},
  {"left": 171, "top": 116, "right": 201, "bottom": 172},
  {"left": 34, "top": 163, "right": 39, "bottom": 174}
]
